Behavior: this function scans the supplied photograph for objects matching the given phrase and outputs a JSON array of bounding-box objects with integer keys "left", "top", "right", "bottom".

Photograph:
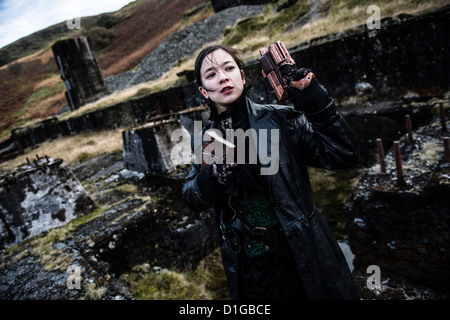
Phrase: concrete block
[{"left": 0, "top": 158, "right": 96, "bottom": 249}]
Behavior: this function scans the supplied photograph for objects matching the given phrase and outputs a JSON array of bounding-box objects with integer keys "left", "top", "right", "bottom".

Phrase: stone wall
[
  {"left": 122, "top": 106, "right": 209, "bottom": 174},
  {"left": 0, "top": 156, "right": 96, "bottom": 249},
  {"left": 245, "top": 5, "right": 450, "bottom": 103},
  {"left": 10, "top": 82, "right": 205, "bottom": 152}
]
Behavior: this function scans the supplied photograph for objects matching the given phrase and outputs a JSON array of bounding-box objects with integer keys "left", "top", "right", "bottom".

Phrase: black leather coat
[{"left": 182, "top": 96, "right": 360, "bottom": 300}]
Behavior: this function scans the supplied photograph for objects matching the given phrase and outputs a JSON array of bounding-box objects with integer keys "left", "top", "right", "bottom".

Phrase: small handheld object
[
  {"left": 258, "top": 41, "right": 315, "bottom": 101},
  {"left": 201, "top": 130, "right": 235, "bottom": 168}
]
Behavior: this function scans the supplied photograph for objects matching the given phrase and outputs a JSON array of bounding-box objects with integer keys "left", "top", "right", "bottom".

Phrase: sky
[{"left": 0, "top": 0, "right": 135, "bottom": 49}]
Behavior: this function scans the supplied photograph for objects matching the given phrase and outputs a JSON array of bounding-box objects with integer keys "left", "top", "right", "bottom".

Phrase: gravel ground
[{"left": 105, "top": 5, "right": 264, "bottom": 91}]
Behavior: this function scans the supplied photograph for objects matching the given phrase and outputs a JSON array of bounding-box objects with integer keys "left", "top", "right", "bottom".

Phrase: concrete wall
[
  {"left": 245, "top": 5, "right": 450, "bottom": 103},
  {"left": 122, "top": 107, "right": 209, "bottom": 174}
]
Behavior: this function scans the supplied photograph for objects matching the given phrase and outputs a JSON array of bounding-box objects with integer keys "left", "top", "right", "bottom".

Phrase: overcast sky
[{"left": 0, "top": 0, "right": 134, "bottom": 49}]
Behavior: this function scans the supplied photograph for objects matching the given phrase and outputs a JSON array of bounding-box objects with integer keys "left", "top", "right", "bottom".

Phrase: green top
[{"left": 232, "top": 191, "right": 279, "bottom": 256}]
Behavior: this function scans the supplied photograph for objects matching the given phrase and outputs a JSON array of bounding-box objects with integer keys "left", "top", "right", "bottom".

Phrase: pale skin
[{"left": 198, "top": 49, "right": 246, "bottom": 115}]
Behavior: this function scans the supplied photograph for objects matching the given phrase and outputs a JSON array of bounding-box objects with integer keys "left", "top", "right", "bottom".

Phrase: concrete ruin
[
  {"left": 122, "top": 106, "right": 209, "bottom": 174},
  {"left": 0, "top": 156, "right": 96, "bottom": 249},
  {"left": 51, "top": 37, "right": 109, "bottom": 110}
]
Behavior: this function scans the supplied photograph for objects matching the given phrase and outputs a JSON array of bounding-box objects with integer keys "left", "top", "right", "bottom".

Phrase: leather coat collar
[{"left": 244, "top": 96, "right": 273, "bottom": 123}]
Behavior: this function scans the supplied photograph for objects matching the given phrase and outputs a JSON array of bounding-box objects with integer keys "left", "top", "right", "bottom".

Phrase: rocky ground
[
  {"left": 353, "top": 268, "right": 447, "bottom": 300},
  {"left": 0, "top": 151, "right": 217, "bottom": 299},
  {"left": 104, "top": 5, "right": 264, "bottom": 91},
  {"left": 345, "top": 94, "right": 450, "bottom": 300},
  {"left": 0, "top": 152, "right": 441, "bottom": 300}
]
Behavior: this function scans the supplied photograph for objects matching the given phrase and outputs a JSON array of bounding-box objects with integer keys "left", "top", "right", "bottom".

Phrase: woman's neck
[
  {"left": 216, "top": 93, "right": 248, "bottom": 130},
  {"left": 216, "top": 104, "right": 228, "bottom": 115},
  {"left": 212, "top": 86, "right": 251, "bottom": 123}
]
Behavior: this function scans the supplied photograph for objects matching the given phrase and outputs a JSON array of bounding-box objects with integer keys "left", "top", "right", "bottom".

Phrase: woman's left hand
[{"left": 209, "top": 163, "right": 238, "bottom": 187}]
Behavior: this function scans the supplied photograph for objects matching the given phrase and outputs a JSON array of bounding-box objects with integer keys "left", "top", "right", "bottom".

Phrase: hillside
[
  {"left": 0, "top": 0, "right": 448, "bottom": 143},
  {"left": 0, "top": 0, "right": 209, "bottom": 142}
]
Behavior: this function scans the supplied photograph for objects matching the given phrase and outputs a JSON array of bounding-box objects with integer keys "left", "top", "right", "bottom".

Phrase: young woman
[{"left": 182, "top": 44, "right": 360, "bottom": 300}]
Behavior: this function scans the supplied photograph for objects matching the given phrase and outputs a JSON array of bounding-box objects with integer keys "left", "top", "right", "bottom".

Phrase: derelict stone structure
[
  {"left": 0, "top": 157, "right": 96, "bottom": 249},
  {"left": 244, "top": 5, "right": 450, "bottom": 103},
  {"left": 51, "top": 37, "right": 108, "bottom": 110},
  {"left": 122, "top": 106, "right": 209, "bottom": 174}
]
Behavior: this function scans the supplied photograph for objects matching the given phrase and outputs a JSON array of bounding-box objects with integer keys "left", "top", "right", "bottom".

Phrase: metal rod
[
  {"left": 444, "top": 137, "right": 450, "bottom": 162},
  {"left": 393, "top": 141, "right": 405, "bottom": 185},
  {"left": 405, "top": 115, "right": 413, "bottom": 142},
  {"left": 376, "top": 138, "right": 386, "bottom": 172},
  {"left": 440, "top": 102, "right": 447, "bottom": 132},
  {"left": 26, "top": 157, "right": 31, "bottom": 165}
]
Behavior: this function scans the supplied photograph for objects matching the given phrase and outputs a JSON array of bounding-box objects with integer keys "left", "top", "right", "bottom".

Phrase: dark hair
[
  {"left": 194, "top": 44, "right": 245, "bottom": 87},
  {"left": 194, "top": 44, "right": 246, "bottom": 120}
]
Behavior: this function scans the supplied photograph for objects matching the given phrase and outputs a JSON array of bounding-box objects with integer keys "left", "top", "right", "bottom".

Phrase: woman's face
[{"left": 198, "top": 49, "right": 246, "bottom": 114}]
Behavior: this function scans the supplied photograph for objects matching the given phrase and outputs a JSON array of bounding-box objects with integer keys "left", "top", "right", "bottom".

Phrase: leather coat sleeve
[
  {"left": 182, "top": 161, "right": 227, "bottom": 212},
  {"left": 294, "top": 97, "right": 360, "bottom": 169},
  {"left": 182, "top": 126, "right": 221, "bottom": 212},
  {"left": 182, "top": 163, "right": 212, "bottom": 212}
]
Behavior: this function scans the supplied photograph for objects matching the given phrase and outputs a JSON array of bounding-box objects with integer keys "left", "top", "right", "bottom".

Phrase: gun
[{"left": 258, "top": 41, "right": 315, "bottom": 101}]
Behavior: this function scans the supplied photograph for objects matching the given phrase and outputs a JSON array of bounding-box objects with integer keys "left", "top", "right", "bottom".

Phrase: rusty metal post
[
  {"left": 393, "top": 141, "right": 405, "bottom": 185},
  {"left": 376, "top": 138, "right": 386, "bottom": 172},
  {"left": 444, "top": 137, "right": 450, "bottom": 162},
  {"left": 405, "top": 115, "right": 413, "bottom": 142},
  {"left": 26, "top": 157, "right": 31, "bottom": 165},
  {"left": 440, "top": 102, "right": 447, "bottom": 132}
]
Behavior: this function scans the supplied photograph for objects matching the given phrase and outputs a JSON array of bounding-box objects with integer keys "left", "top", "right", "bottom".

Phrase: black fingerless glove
[
  {"left": 209, "top": 163, "right": 238, "bottom": 188},
  {"left": 283, "top": 67, "right": 331, "bottom": 113}
]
